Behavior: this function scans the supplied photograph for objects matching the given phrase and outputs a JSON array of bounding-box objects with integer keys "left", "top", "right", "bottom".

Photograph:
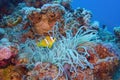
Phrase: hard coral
[
  {"left": 7, "top": 16, "right": 22, "bottom": 27},
  {"left": 74, "top": 8, "right": 92, "bottom": 26},
  {"left": 64, "top": 7, "right": 92, "bottom": 35},
  {"left": 0, "top": 46, "right": 18, "bottom": 68},
  {"left": 0, "top": 47, "right": 12, "bottom": 61},
  {"left": 94, "top": 59, "right": 118, "bottom": 80},
  {"left": 95, "top": 44, "right": 115, "bottom": 59},
  {"left": 24, "top": 0, "right": 52, "bottom": 8},
  {"left": 98, "top": 27, "right": 115, "bottom": 42},
  {"left": 26, "top": 62, "right": 65, "bottom": 80},
  {"left": 0, "top": 15, "right": 22, "bottom": 28},
  {"left": 72, "top": 42, "right": 119, "bottom": 80},
  {"left": 0, "top": 65, "right": 28, "bottom": 80},
  {"left": 28, "top": 4, "right": 65, "bottom": 35},
  {"left": 114, "top": 26, "right": 120, "bottom": 48},
  {"left": 114, "top": 26, "right": 120, "bottom": 38},
  {"left": 60, "top": 0, "right": 72, "bottom": 11},
  {"left": 71, "top": 68, "right": 94, "bottom": 80},
  {"left": 89, "top": 43, "right": 119, "bottom": 80}
]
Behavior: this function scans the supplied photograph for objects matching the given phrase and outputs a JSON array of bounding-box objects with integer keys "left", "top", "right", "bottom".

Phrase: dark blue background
[{"left": 71, "top": 0, "right": 120, "bottom": 32}]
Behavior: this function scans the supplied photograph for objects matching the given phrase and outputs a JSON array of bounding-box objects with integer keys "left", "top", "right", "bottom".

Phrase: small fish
[{"left": 36, "top": 36, "right": 56, "bottom": 48}]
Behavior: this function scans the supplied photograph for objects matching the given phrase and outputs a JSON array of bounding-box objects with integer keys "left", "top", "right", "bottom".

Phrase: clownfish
[{"left": 36, "top": 36, "right": 56, "bottom": 48}]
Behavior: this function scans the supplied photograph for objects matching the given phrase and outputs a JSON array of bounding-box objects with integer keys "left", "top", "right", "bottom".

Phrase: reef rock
[
  {"left": 28, "top": 4, "right": 65, "bottom": 35},
  {"left": 24, "top": 0, "right": 52, "bottom": 8}
]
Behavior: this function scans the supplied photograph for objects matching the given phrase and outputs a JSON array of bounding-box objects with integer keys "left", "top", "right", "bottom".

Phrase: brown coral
[
  {"left": 75, "top": 42, "right": 119, "bottom": 80},
  {"left": 28, "top": 4, "right": 65, "bottom": 35},
  {"left": 89, "top": 43, "right": 118, "bottom": 80},
  {"left": 26, "top": 62, "right": 66, "bottom": 80},
  {"left": 71, "top": 68, "right": 94, "bottom": 80},
  {"left": 93, "top": 59, "right": 118, "bottom": 80},
  {"left": 0, "top": 65, "right": 28, "bottom": 80},
  {"left": 95, "top": 44, "right": 115, "bottom": 59}
]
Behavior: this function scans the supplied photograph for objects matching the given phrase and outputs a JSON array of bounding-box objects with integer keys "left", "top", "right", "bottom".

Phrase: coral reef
[
  {"left": 0, "top": 28, "right": 5, "bottom": 39},
  {"left": 26, "top": 62, "right": 65, "bottom": 80},
  {"left": 75, "top": 42, "right": 119, "bottom": 80},
  {"left": 60, "top": 0, "right": 72, "bottom": 11},
  {"left": 98, "top": 26, "right": 115, "bottom": 42},
  {"left": 114, "top": 26, "right": 120, "bottom": 38},
  {"left": 17, "top": 41, "right": 119, "bottom": 80},
  {"left": 114, "top": 26, "right": 120, "bottom": 48},
  {"left": 0, "top": 15, "right": 22, "bottom": 28},
  {"left": 28, "top": 3, "right": 65, "bottom": 35},
  {"left": 0, "top": 65, "right": 28, "bottom": 80},
  {"left": 0, "top": 38, "right": 18, "bottom": 68},
  {"left": 0, "top": 46, "right": 18, "bottom": 68},
  {"left": 0, "top": 0, "right": 23, "bottom": 19},
  {"left": 0, "top": 0, "right": 119, "bottom": 80},
  {"left": 24, "top": 0, "right": 52, "bottom": 8},
  {"left": 93, "top": 44, "right": 118, "bottom": 80},
  {"left": 73, "top": 8, "right": 92, "bottom": 26}
]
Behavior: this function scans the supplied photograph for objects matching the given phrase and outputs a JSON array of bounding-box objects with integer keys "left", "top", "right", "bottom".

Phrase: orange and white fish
[{"left": 36, "top": 36, "right": 56, "bottom": 48}]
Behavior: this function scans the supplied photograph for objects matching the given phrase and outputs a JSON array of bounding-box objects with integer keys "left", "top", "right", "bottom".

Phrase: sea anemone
[{"left": 18, "top": 25, "right": 98, "bottom": 79}]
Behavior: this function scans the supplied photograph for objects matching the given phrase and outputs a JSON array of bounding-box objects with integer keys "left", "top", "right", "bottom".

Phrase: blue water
[{"left": 71, "top": 0, "right": 120, "bottom": 32}]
